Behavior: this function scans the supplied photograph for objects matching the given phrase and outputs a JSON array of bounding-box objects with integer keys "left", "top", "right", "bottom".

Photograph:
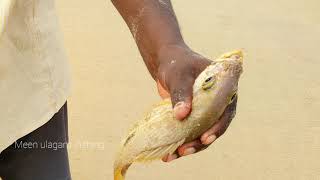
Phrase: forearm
[
  {"left": 0, "top": 0, "right": 15, "bottom": 38},
  {"left": 111, "top": 0, "right": 187, "bottom": 79}
]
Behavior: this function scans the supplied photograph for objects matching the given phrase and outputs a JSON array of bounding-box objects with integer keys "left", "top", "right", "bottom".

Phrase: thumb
[{"left": 168, "top": 76, "right": 194, "bottom": 121}]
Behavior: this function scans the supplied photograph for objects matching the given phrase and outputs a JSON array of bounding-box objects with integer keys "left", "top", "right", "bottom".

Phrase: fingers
[
  {"left": 156, "top": 70, "right": 194, "bottom": 121},
  {"left": 157, "top": 77, "right": 192, "bottom": 120},
  {"left": 200, "top": 117, "right": 228, "bottom": 145},
  {"left": 157, "top": 77, "right": 193, "bottom": 121},
  {"left": 162, "top": 153, "right": 178, "bottom": 162},
  {"left": 168, "top": 76, "right": 195, "bottom": 121},
  {"left": 162, "top": 140, "right": 206, "bottom": 163},
  {"left": 156, "top": 80, "right": 170, "bottom": 99},
  {"left": 173, "top": 101, "right": 192, "bottom": 121},
  {"left": 163, "top": 104, "right": 237, "bottom": 163},
  {"left": 164, "top": 97, "right": 238, "bottom": 162},
  {"left": 201, "top": 97, "right": 237, "bottom": 144},
  {"left": 199, "top": 111, "right": 232, "bottom": 145},
  {"left": 163, "top": 98, "right": 238, "bottom": 163},
  {"left": 177, "top": 139, "right": 205, "bottom": 156},
  {"left": 164, "top": 110, "right": 233, "bottom": 163}
]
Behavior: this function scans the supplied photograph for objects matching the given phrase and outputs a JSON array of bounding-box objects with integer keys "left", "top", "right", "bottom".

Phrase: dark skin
[{"left": 111, "top": 0, "right": 237, "bottom": 162}]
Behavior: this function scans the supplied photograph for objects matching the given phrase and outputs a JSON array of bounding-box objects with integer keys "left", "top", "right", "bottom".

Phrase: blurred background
[{"left": 56, "top": 0, "right": 320, "bottom": 179}]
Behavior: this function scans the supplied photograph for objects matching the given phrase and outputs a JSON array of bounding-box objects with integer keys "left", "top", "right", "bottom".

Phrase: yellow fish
[{"left": 114, "top": 50, "right": 244, "bottom": 180}]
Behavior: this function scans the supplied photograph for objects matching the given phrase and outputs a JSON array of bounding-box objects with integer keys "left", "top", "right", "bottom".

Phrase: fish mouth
[
  {"left": 226, "top": 50, "right": 244, "bottom": 76},
  {"left": 220, "top": 50, "right": 244, "bottom": 62},
  {"left": 213, "top": 58, "right": 243, "bottom": 78},
  {"left": 211, "top": 50, "right": 243, "bottom": 75}
]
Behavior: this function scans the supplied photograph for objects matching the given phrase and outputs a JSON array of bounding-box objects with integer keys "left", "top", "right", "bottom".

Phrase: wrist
[
  {"left": 155, "top": 43, "right": 194, "bottom": 86},
  {"left": 156, "top": 44, "right": 211, "bottom": 86},
  {"left": 156, "top": 42, "right": 190, "bottom": 64},
  {"left": 143, "top": 42, "right": 189, "bottom": 80}
]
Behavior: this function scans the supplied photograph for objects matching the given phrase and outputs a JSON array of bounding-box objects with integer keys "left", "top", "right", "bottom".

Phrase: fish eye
[
  {"left": 202, "top": 76, "right": 215, "bottom": 90},
  {"left": 205, "top": 76, "right": 213, "bottom": 83},
  {"left": 229, "top": 93, "right": 237, "bottom": 104}
]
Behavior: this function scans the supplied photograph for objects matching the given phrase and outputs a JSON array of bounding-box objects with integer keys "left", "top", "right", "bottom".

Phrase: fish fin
[
  {"left": 114, "top": 167, "right": 124, "bottom": 180},
  {"left": 135, "top": 138, "right": 185, "bottom": 162},
  {"left": 114, "top": 164, "right": 131, "bottom": 180}
]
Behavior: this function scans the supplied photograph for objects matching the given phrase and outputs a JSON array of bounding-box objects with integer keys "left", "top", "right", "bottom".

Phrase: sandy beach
[{"left": 55, "top": 0, "right": 320, "bottom": 179}]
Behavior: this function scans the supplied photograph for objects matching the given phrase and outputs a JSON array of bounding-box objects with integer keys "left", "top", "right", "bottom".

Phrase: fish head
[{"left": 193, "top": 50, "right": 243, "bottom": 106}]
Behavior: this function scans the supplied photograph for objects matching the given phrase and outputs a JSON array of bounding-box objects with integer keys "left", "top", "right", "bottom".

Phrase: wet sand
[{"left": 56, "top": 0, "right": 320, "bottom": 179}]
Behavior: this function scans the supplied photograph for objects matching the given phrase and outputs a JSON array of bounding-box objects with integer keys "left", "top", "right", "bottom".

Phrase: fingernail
[
  {"left": 204, "top": 135, "right": 217, "bottom": 145},
  {"left": 183, "top": 147, "right": 196, "bottom": 156},
  {"left": 166, "top": 154, "right": 178, "bottom": 162},
  {"left": 173, "top": 102, "right": 190, "bottom": 120}
]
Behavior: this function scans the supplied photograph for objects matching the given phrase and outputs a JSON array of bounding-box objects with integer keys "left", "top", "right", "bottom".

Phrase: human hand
[{"left": 154, "top": 45, "right": 238, "bottom": 162}]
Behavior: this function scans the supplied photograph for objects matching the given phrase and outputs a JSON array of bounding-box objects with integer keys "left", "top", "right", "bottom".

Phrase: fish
[{"left": 114, "top": 50, "right": 244, "bottom": 180}]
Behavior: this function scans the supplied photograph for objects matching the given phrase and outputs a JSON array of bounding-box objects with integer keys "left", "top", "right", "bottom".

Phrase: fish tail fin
[
  {"left": 114, "top": 167, "right": 124, "bottom": 180},
  {"left": 114, "top": 164, "right": 131, "bottom": 180}
]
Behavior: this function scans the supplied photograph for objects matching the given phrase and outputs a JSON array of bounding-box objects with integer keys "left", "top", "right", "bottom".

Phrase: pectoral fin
[{"left": 135, "top": 138, "right": 185, "bottom": 162}]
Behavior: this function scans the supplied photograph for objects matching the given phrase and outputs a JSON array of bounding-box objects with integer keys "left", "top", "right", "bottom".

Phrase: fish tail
[
  {"left": 114, "top": 167, "right": 124, "bottom": 180},
  {"left": 114, "top": 164, "right": 131, "bottom": 180}
]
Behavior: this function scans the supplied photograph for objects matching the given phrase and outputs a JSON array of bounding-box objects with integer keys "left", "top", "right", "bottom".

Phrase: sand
[{"left": 55, "top": 0, "right": 320, "bottom": 179}]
